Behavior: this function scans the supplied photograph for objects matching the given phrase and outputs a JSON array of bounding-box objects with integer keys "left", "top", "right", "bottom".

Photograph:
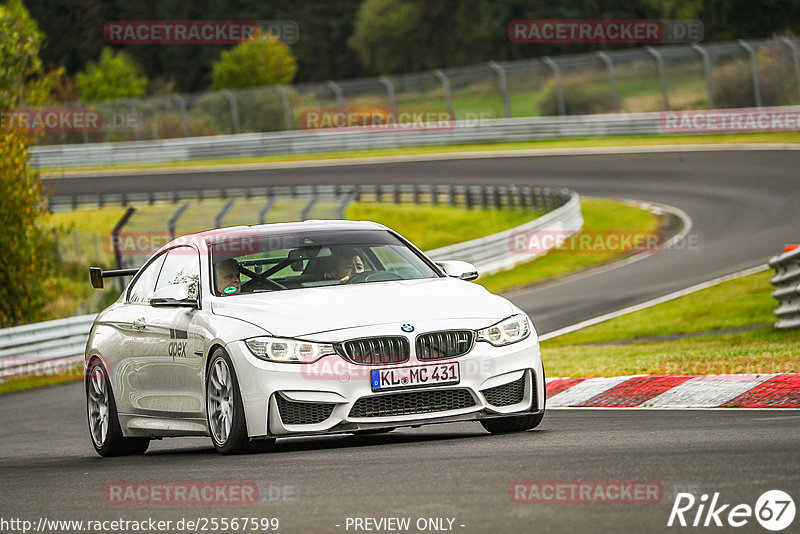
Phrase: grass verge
[
  {"left": 541, "top": 270, "right": 799, "bottom": 377},
  {"left": 41, "top": 132, "right": 800, "bottom": 174},
  {"left": 477, "top": 199, "right": 659, "bottom": 294}
]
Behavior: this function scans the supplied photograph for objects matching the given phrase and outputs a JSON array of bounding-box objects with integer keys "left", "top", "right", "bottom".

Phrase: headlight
[
  {"left": 245, "top": 337, "right": 335, "bottom": 363},
  {"left": 476, "top": 314, "right": 531, "bottom": 346}
]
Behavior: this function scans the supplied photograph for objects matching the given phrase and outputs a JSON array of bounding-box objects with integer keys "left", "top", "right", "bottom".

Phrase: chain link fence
[{"left": 33, "top": 37, "right": 800, "bottom": 146}]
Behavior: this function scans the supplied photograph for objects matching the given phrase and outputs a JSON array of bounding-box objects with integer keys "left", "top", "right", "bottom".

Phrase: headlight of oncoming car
[
  {"left": 476, "top": 314, "right": 531, "bottom": 346},
  {"left": 245, "top": 337, "right": 335, "bottom": 363}
]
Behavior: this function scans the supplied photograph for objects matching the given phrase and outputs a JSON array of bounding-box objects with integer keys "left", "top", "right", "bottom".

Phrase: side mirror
[
  {"left": 149, "top": 282, "right": 199, "bottom": 308},
  {"left": 436, "top": 260, "right": 479, "bottom": 281}
]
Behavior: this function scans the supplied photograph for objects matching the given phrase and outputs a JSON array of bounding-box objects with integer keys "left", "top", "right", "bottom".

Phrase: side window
[
  {"left": 127, "top": 254, "right": 167, "bottom": 304},
  {"left": 156, "top": 247, "right": 200, "bottom": 292}
]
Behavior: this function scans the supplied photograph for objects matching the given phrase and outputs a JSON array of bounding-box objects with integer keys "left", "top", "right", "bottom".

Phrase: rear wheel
[
  {"left": 86, "top": 359, "right": 150, "bottom": 457},
  {"left": 206, "top": 348, "right": 275, "bottom": 454}
]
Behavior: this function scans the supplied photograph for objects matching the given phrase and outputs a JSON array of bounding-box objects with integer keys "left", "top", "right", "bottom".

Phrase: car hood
[{"left": 210, "top": 277, "right": 514, "bottom": 338}]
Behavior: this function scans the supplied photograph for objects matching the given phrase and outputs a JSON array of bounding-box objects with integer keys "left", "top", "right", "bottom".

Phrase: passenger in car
[{"left": 214, "top": 258, "right": 241, "bottom": 295}]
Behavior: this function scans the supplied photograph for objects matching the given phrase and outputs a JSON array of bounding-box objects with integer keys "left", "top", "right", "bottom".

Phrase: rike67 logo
[{"left": 668, "top": 490, "right": 795, "bottom": 531}]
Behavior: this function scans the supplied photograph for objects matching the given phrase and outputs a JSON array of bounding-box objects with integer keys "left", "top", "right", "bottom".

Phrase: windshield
[{"left": 210, "top": 229, "right": 439, "bottom": 295}]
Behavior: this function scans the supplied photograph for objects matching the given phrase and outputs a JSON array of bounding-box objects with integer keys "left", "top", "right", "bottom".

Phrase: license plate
[{"left": 370, "top": 362, "right": 460, "bottom": 391}]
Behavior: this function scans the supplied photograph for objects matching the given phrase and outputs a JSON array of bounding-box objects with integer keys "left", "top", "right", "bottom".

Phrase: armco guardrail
[
  {"left": 0, "top": 188, "right": 582, "bottom": 380},
  {"left": 31, "top": 112, "right": 668, "bottom": 169},
  {"left": 427, "top": 190, "right": 581, "bottom": 274},
  {"left": 0, "top": 314, "right": 97, "bottom": 380},
  {"left": 770, "top": 245, "right": 800, "bottom": 330}
]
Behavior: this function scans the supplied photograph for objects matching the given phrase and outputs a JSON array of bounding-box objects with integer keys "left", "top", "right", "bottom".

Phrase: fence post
[
  {"left": 168, "top": 202, "right": 190, "bottom": 241},
  {"left": 379, "top": 76, "right": 398, "bottom": 118},
  {"left": 259, "top": 196, "right": 276, "bottom": 224},
  {"left": 691, "top": 44, "right": 715, "bottom": 108},
  {"left": 326, "top": 81, "right": 345, "bottom": 113},
  {"left": 274, "top": 86, "right": 293, "bottom": 130},
  {"left": 433, "top": 69, "right": 454, "bottom": 114},
  {"left": 172, "top": 95, "right": 191, "bottom": 137},
  {"left": 595, "top": 52, "right": 620, "bottom": 113},
  {"left": 780, "top": 37, "right": 800, "bottom": 103},
  {"left": 646, "top": 47, "right": 670, "bottom": 111},
  {"left": 221, "top": 90, "right": 241, "bottom": 134},
  {"left": 542, "top": 57, "right": 566, "bottom": 116},
  {"left": 112, "top": 207, "right": 136, "bottom": 287},
  {"left": 738, "top": 40, "right": 762, "bottom": 107},
  {"left": 488, "top": 61, "right": 512, "bottom": 118},
  {"left": 214, "top": 199, "right": 235, "bottom": 228},
  {"left": 301, "top": 188, "right": 317, "bottom": 221}
]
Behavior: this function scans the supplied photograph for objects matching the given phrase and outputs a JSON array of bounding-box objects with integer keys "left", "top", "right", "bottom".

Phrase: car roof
[{"left": 162, "top": 219, "right": 391, "bottom": 252}]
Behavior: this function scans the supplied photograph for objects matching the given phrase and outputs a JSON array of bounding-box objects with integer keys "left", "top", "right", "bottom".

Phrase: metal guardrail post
[
  {"left": 542, "top": 57, "right": 566, "bottom": 116},
  {"left": 691, "top": 43, "right": 715, "bottom": 108},
  {"left": 214, "top": 199, "right": 235, "bottom": 228},
  {"left": 433, "top": 70, "right": 454, "bottom": 114},
  {"left": 595, "top": 52, "right": 620, "bottom": 113},
  {"left": 168, "top": 202, "right": 190, "bottom": 241},
  {"left": 337, "top": 189, "right": 358, "bottom": 219},
  {"left": 430, "top": 184, "right": 438, "bottom": 205},
  {"left": 301, "top": 187, "right": 317, "bottom": 220},
  {"left": 488, "top": 61, "right": 512, "bottom": 118},
  {"left": 780, "top": 37, "right": 800, "bottom": 103},
  {"left": 221, "top": 90, "right": 241, "bottom": 134},
  {"left": 738, "top": 40, "right": 762, "bottom": 108},
  {"left": 379, "top": 76, "right": 398, "bottom": 118},
  {"left": 646, "top": 47, "right": 670, "bottom": 111},
  {"left": 769, "top": 246, "right": 800, "bottom": 330},
  {"left": 172, "top": 95, "right": 192, "bottom": 137},
  {"left": 326, "top": 81, "right": 345, "bottom": 113},
  {"left": 274, "top": 86, "right": 293, "bottom": 131},
  {"left": 259, "top": 196, "right": 276, "bottom": 224},
  {"left": 112, "top": 207, "right": 136, "bottom": 288}
]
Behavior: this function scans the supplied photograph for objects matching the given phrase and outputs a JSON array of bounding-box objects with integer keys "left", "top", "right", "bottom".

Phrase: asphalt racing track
[{"left": 1, "top": 148, "right": 798, "bottom": 533}]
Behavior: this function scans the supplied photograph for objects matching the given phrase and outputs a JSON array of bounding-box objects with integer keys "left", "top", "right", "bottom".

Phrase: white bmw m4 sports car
[{"left": 85, "top": 220, "right": 546, "bottom": 456}]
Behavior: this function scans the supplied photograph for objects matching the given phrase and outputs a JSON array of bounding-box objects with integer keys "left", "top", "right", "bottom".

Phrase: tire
[
  {"left": 480, "top": 376, "right": 546, "bottom": 434},
  {"left": 86, "top": 358, "right": 150, "bottom": 457},
  {"left": 206, "top": 348, "right": 275, "bottom": 455}
]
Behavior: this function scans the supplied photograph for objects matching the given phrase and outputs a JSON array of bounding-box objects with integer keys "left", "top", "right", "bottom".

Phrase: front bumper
[{"left": 227, "top": 335, "right": 545, "bottom": 438}]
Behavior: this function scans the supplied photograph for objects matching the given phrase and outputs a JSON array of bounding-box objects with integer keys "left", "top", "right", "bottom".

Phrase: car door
[
  {"left": 144, "top": 245, "right": 205, "bottom": 418},
  {"left": 105, "top": 251, "right": 167, "bottom": 416}
]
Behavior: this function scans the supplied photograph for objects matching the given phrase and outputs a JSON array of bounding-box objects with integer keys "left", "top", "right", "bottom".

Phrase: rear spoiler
[{"left": 89, "top": 267, "right": 139, "bottom": 289}]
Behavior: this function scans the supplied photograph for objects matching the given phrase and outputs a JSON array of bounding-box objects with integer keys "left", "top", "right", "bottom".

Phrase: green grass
[
  {"left": 477, "top": 199, "right": 659, "bottom": 294},
  {"left": 541, "top": 270, "right": 800, "bottom": 377},
  {"left": 0, "top": 366, "right": 83, "bottom": 396},
  {"left": 40, "top": 132, "right": 800, "bottom": 174},
  {"left": 346, "top": 203, "right": 543, "bottom": 251}
]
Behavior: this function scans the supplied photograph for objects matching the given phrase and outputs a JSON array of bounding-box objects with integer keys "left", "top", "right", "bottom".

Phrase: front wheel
[
  {"left": 206, "top": 349, "right": 275, "bottom": 454},
  {"left": 86, "top": 359, "right": 150, "bottom": 457}
]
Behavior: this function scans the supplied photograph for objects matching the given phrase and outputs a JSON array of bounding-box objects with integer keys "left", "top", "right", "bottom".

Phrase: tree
[
  {"left": 0, "top": 0, "right": 57, "bottom": 327},
  {"left": 211, "top": 31, "right": 297, "bottom": 90},
  {"left": 348, "top": 0, "right": 426, "bottom": 74},
  {"left": 75, "top": 48, "right": 147, "bottom": 102}
]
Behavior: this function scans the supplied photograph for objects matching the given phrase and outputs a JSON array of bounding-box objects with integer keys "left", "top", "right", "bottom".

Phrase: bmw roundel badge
[{"left": 401, "top": 324, "right": 414, "bottom": 333}]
